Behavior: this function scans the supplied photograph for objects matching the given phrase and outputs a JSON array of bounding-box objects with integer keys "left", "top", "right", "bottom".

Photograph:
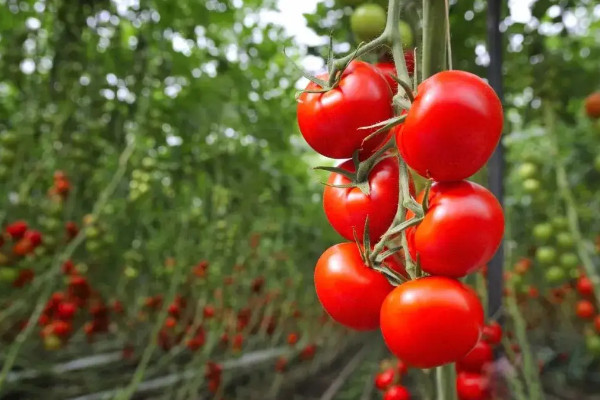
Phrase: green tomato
[
  {"left": 0, "top": 131, "right": 17, "bottom": 148},
  {"left": 532, "top": 223, "right": 553, "bottom": 241},
  {"left": 511, "top": 274, "right": 524, "bottom": 291},
  {"left": 556, "top": 232, "right": 574, "bottom": 248},
  {"left": 552, "top": 216, "right": 569, "bottom": 229},
  {"left": 516, "top": 162, "right": 538, "bottom": 180},
  {"left": 0, "top": 267, "right": 17, "bottom": 283},
  {"left": 351, "top": 4, "right": 386, "bottom": 42},
  {"left": 522, "top": 178, "right": 541, "bottom": 193},
  {"left": 559, "top": 252, "right": 578, "bottom": 269},
  {"left": 536, "top": 246, "right": 557, "bottom": 265},
  {"left": 586, "top": 334, "right": 600, "bottom": 357},
  {"left": 545, "top": 266, "right": 565, "bottom": 283},
  {"left": 86, "top": 240, "right": 101, "bottom": 253},
  {"left": 398, "top": 20, "right": 413, "bottom": 48}
]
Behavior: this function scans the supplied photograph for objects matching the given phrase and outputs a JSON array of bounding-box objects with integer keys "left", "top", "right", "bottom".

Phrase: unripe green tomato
[
  {"left": 42, "top": 235, "right": 57, "bottom": 248},
  {"left": 0, "top": 149, "right": 16, "bottom": 165},
  {"left": 0, "top": 131, "right": 18, "bottom": 148},
  {"left": 42, "top": 217, "right": 61, "bottom": 232},
  {"left": 556, "top": 232, "right": 574, "bottom": 248},
  {"left": 516, "top": 162, "right": 538, "bottom": 180},
  {"left": 86, "top": 239, "right": 101, "bottom": 253},
  {"left": 85, "top": 226, "right": 100, "bottom": 239},
  {"left": 138, "top": 172, "right": 151, "bottom": 183},
  {"left": 137, "top": 182, "right": 150, "bottom": 193},
  {"left": 532, "top": 223, "right": 553, "bottom": 241},
  {"left": 141, "top": 157, "right": 157, "bottom": 170},
  {"left": 124, "top": 265, "right": 139, "bottom": 279},
  {"left": 398, "top": 20, "right": 413, "bottom": 48},
  {"left": 586, "top": 334, "right": 600, "bottom": 357},
  {"left": 552, "top": 216, "right": 569, "bottom": 229},
  {"left": 0, "top": 267, "right": 17, "bottom": 283},
  {"left": 536, "top": 246, "right": 557, "bottom": 265},
  {"left": 545, "top": 266, "right": 565, "bottom": 283},
  {"left": 522, "top": 178, "right": 541, "bottom": 193},
  {"left": 351, "top": 4, "right": 386, "bottom": 42},
  {"left": 559, "top": 252, "right": 578, "bottom": 269}
]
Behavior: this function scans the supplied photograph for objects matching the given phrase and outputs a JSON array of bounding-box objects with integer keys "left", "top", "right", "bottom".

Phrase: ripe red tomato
[
  {"left": 576, "top": 276, "right": 594, "bottom": 297},
  {"left": 482, "top": 321, "right": 502, "bottom": 345},
  {"left": 315, "top": 242, "right": 393, "bottom": 330},
  {"left": 456, "top": 340, "right": 494, "bottom": 373},
  {"left": 383, "top": 385, "right": 411, "bottom": 400},
  {"left": 585, "top": 92, "right": 600, "bottom": 118},
  {"left": 576, "top": 299, "right": 595, "bottom": 320},
  {"left": 324, "top": 157, "right": 414, "bottom": 242},
  {"left": 297, "top": 61, "right": 393, "bottom": 159},
  {"left": 374, "top": 368, "right": 395, "bottom": 391},
  {"left": 456, "top": 372, "right": 491, "bottom": 400},
  {"left": 380, "top": 276, "right": 484, "bottom": 368},
  {"left": 375, "top": 62, "right": 399, "bottom": 94},
  {"left": 396, "top": 359, "right": 409, "bottom": 376},
  {"left": 406, "top": 181, "right": 504, "bottom": 278},
  {"left": 396, "top": 70, "right": 503, "bottom": 181},
  {"left": 375, "top": 56, "right": 415, "bottom": 94}
]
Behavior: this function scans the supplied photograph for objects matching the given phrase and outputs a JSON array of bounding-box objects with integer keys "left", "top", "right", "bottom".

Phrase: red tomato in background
[
  {"left": 383, "top": 385, "right": 411, "bottom": 400},
  {"left": 396, "top": 70, "right": 503, "bottom": 181},
  {"left": 315, "top": 242, "right": 393, "bottom": 330},
  {"left": 576, "top": 276, "right": 594, "bottom": 297},
  {"left": 482, "top": 321, "right": 503, "bottom": 345},
  {"left": 374, "top": 368, "right": 395, "bottom": 391},
  {"left": 375, "top": 62, "right": 398, "bottom": 94},
  {"left": 297, "top": 61, "right": 393, "bottom": 159},
  {"left": 456, "top": 372, "right": 491, "bottom": 400},
  {"left": 324, "top": 157, "right": 414, "bottom": 242},
  {"left": 380, "top": 276, "right": 484, "bottom": 368},
  {"left": 406, "top": 181, "right": 504, "bottom": 278},
  {"left": 576, "top": 299, "right": 595, "bottom": 320},
  {"left": 456, "top": 340, "right": 494, "bottom": 372}
]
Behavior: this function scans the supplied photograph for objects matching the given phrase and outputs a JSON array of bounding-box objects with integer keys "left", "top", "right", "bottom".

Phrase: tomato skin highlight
[
  {"left": 297, "top": 61, "right": 393, "bottom": 159},
  {"left": 456, "top": 340, "right": 494, "bottom": 372},
  {"left": 456, "top": 372, "right": 491, "bottom": 400},
  {"left": 324, "top": 157, "right": 413, "bottom": 242},
  {"left": 383, "top": 385, "right": 411, "bottom": 400},
  {"left": 314, "top": 242, "right": 393, "bottom": 331},
  {"left": 407, "top": 181, "right": 504, "bottom": 278},
  {"left": 396, "top": 70, "right": 503, "bottom": 181},
  {"left": 380, "top": 276, "right": 484, "bottom": 368}
]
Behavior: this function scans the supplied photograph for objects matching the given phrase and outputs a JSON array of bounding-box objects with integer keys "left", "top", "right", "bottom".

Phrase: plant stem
[
  {"left": 387, "top": 0, "right": 410, "bottom": 84},
  {"left": 422, "top": 0, "right": 448, "bottom": 79},
  {"left": 435, "top": 364, "right": 457, "bottom": 400}
]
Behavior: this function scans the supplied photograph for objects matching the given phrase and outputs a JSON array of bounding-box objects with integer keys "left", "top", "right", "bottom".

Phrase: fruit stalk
[
  {"left": 422, "top": 0, "right": 448, "bottom": 79},
  {"left": 435, "top": 363, "right": 457, "bottom": 400}
]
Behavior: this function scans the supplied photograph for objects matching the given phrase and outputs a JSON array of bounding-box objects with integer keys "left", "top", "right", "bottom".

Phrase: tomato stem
[
  {"left": 422, "top": 0, "right": 448, "bottom": 79},
  {"left": 435, "top": 363, "right": 457, "bottom": 400}
]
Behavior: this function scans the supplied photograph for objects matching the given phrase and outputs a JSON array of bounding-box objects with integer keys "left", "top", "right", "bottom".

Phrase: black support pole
[{"left": 486, "top": 0, "right": 504, "bottom": 321}]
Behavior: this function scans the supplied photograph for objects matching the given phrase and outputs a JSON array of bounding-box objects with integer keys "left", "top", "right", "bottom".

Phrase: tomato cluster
[
  {"left": 455, "top": 321, "right": 502, "bottom": 400},
  {"left": 373, "top": 358, "right": 411, "bottom": 400},
  {"left": 297, "top": 41, "right": 504, "bottom": 372}
]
